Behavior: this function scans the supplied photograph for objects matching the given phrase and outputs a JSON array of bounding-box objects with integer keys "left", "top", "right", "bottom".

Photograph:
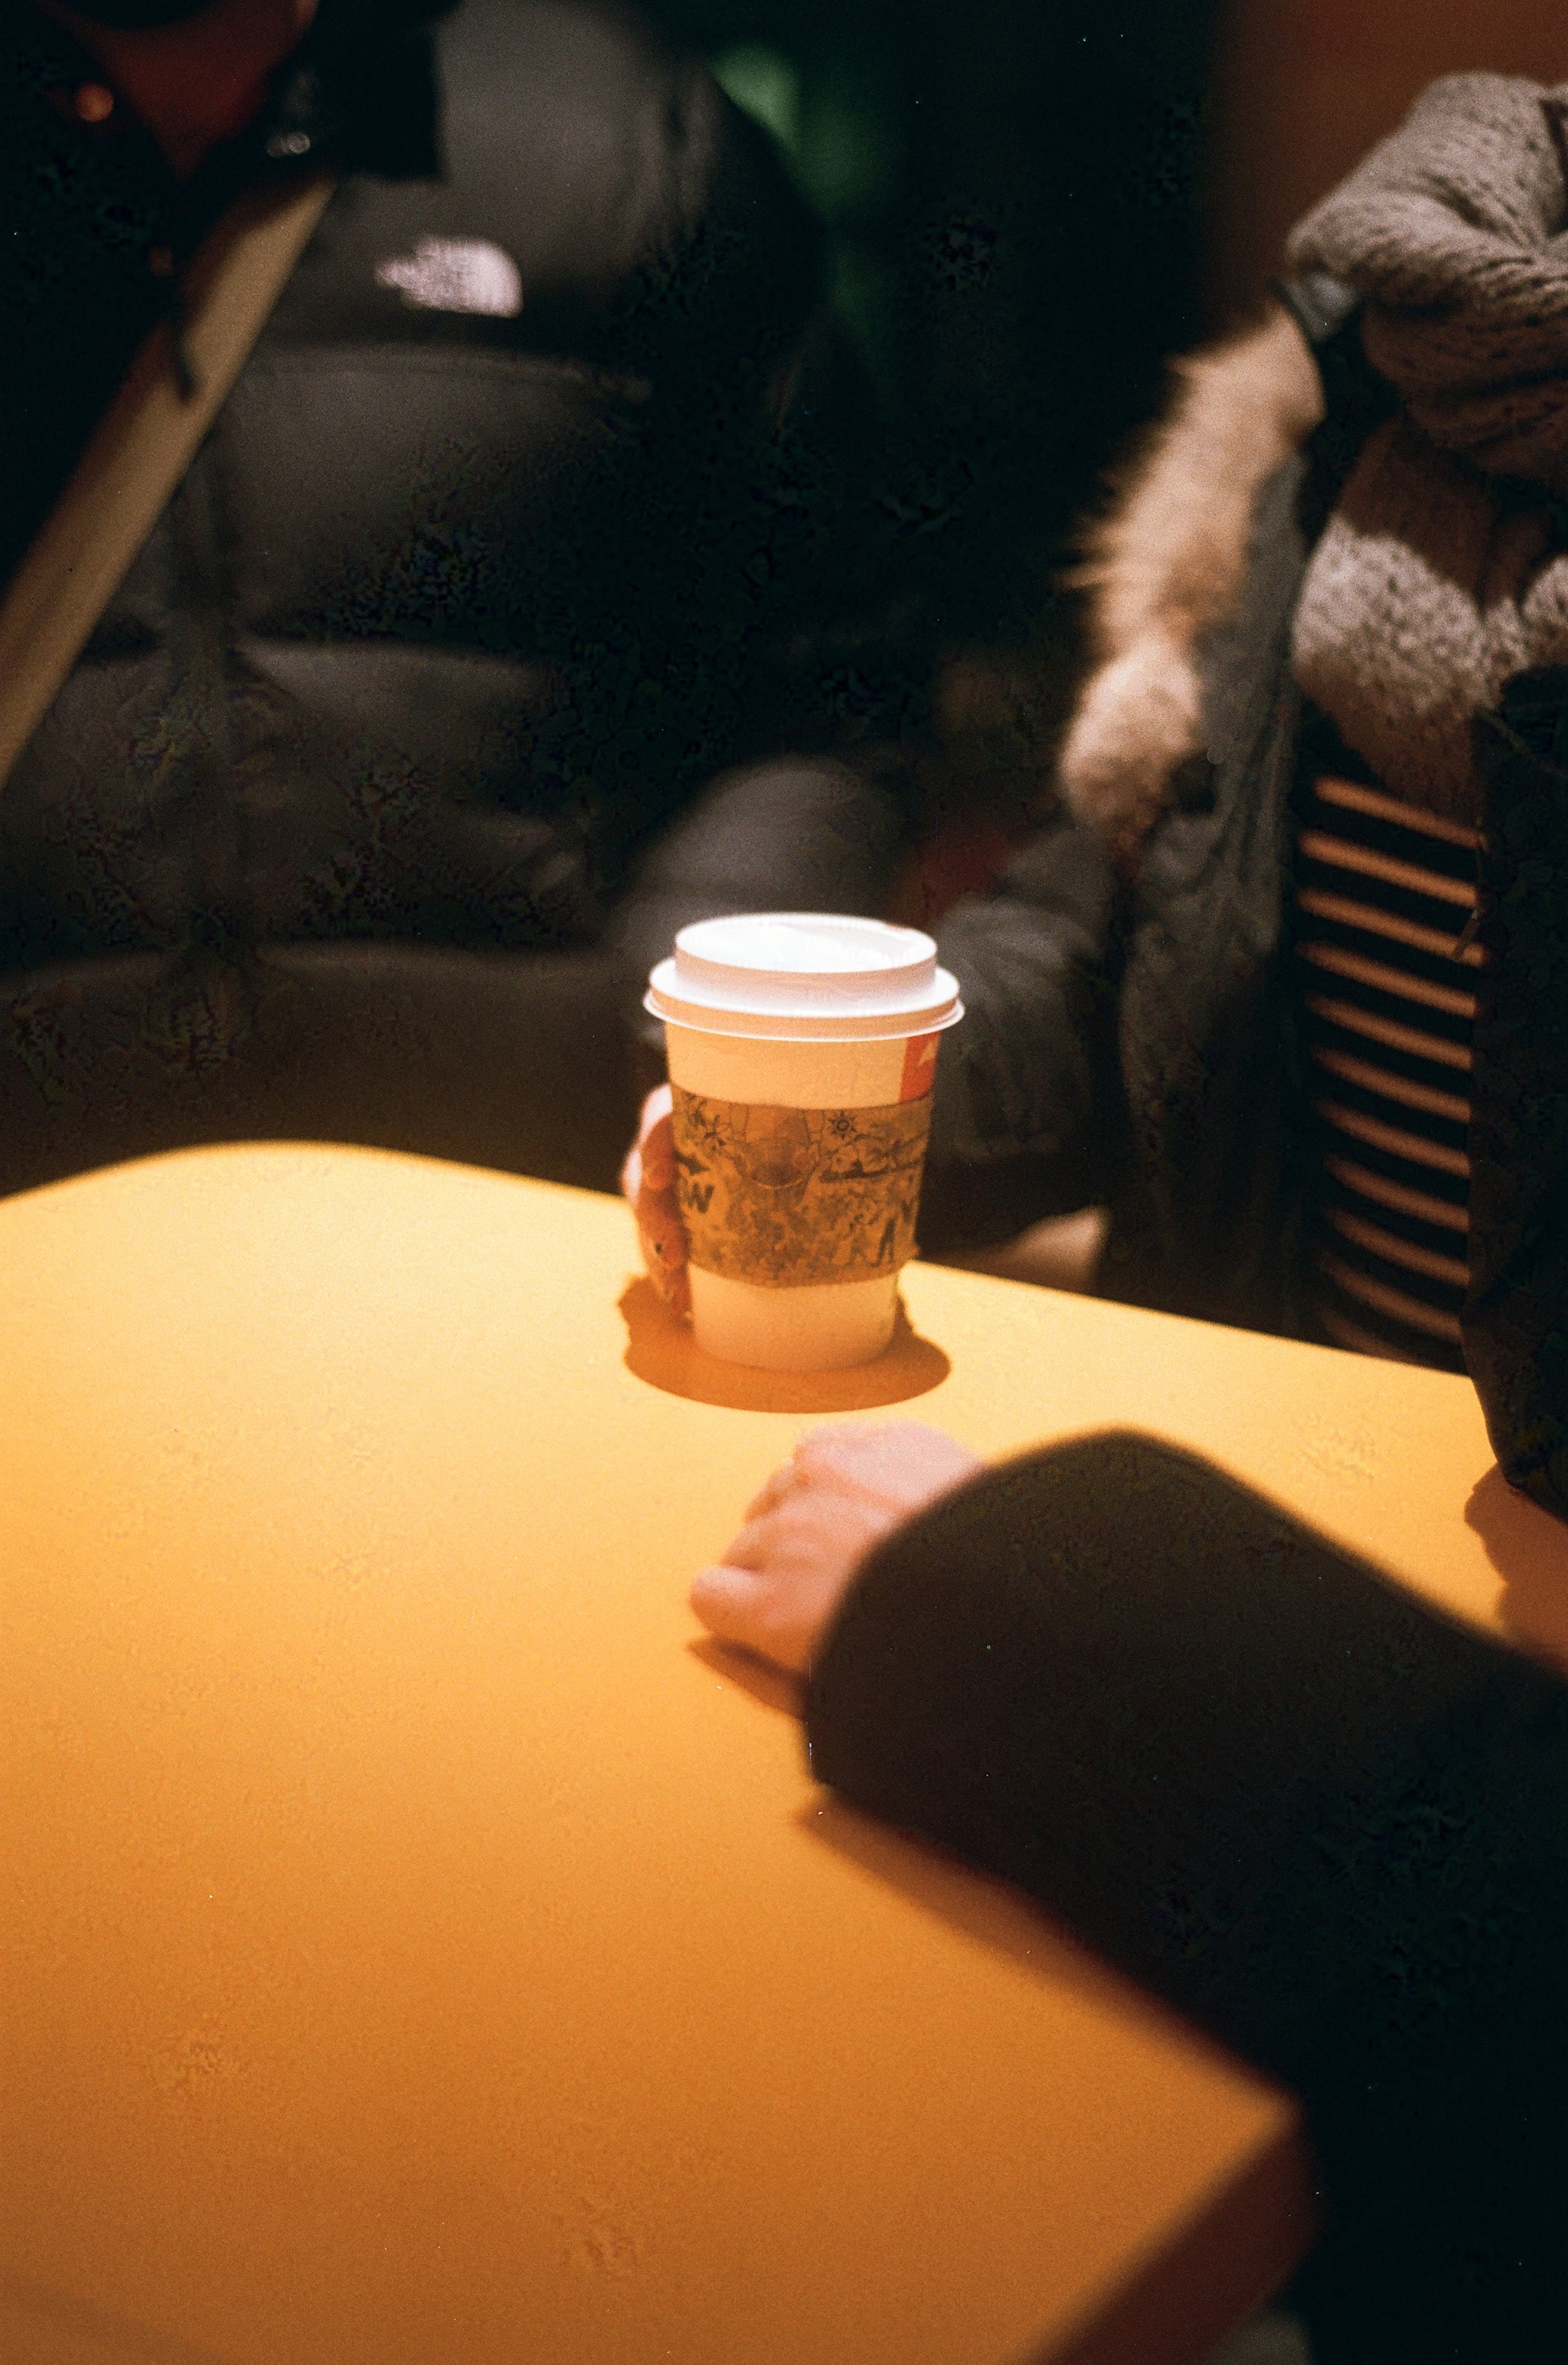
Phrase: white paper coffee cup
[{"left": 645, "top": 914, "right": 962, "bottom": 1371}]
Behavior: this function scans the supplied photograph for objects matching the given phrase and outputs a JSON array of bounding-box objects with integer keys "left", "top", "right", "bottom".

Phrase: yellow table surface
[{"left": 5, "top": 1144, "right": 1567, "bottom": 2365}]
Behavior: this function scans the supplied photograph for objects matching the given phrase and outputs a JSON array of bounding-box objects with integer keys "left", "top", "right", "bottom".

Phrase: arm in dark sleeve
[
  {"left": 603, "top": 754, "right": 913, "bottom": 1072},
  {"left": 553, "top": 75, "right": 872, "bottom": 849},
  {"left": 914, "top": 820, "right": 1124, "bottom": 1252},
  {"left": 805, "top": 1431, "right": 1568, "bottom": 2362},
  {"left": 1468, "top": 668, "right": 1568, "bottom": 1521},
  {"left": 596, "top": 92, "right": 934, "bottom": 1043}
]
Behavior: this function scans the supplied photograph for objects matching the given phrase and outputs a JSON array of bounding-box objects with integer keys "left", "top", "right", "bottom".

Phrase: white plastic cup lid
[{"left": 645, "top": 912, "right": 963, "bottom": 1041}]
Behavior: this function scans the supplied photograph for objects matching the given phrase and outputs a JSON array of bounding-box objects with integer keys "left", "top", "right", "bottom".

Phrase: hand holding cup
[
  {"left": 642, "top": 914, "right": 962, "bottom": 1372},
  {"left": 622, "top": 1083, "right": 690, "bottom": 1319}
]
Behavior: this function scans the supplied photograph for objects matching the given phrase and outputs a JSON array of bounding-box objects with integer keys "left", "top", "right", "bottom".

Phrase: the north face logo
[{"left": 374, "top": 237, "right": 523, "bottom": 318}]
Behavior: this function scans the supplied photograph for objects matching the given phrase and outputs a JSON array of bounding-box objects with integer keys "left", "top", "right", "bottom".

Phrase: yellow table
[{"left": 5, "top": 1145, "right": 1566, "bottom": 2365}]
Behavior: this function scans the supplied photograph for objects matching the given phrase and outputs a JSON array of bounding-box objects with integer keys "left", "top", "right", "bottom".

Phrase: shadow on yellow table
[
  {"left": 1464, "top": 1464, "right": 1568, "bottom": 1672},
  {"left": 685, "top": 1627, "right": 1289, "bottom": 2126}
]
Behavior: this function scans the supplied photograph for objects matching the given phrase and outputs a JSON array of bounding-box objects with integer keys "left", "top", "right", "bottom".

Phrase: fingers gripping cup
[{"left": 645, "top": 914, "right": 963, "bottom": 1371}]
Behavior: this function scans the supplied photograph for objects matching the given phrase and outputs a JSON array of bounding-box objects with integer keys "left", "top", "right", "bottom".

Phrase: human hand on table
[
  {"left": 622, "top": 1083, "right": 689, "bottom": 1320},
  {"left": 691, "top": 1422, "right": 984, "bottom": 1675}
]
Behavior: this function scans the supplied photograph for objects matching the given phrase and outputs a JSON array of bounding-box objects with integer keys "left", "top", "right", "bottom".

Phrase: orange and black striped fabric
[{"left": 1295, "top": 775, "right": 1483, "bottom": 1372}]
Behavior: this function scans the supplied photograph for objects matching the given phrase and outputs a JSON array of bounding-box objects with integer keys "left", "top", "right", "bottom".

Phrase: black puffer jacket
[
  {"left": 1, "top": 0, "right": 907, "bottom": 975},
  {"left": 920, "top": 311, "right": 1568, "bottom": 1521}
]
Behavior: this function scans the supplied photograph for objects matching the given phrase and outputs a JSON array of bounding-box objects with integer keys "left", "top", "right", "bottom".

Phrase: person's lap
[
  {"left": 0, "top": 938, "right": 642, "bottom": 1200},
  {"left": 0, "top": 760, "right": 914, "bottom": 1202}
]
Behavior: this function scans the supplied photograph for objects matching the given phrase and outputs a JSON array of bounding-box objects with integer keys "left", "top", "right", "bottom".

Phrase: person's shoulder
[
  {"left": 431, "top": 0, "right": 822, "bottom": 370},
  {"left": 436, "top": 0, "right": 694, "bottom": 113},
  {"left": 434, "top": 0, "right": 821, "bottom": 290},
  {"left": 433, "top": 0, "right": 753, "bottom": 214},
  {"left": 0, "top": 41, "right": 113, "bottom": 303},
  {"left": 0, "top": 14, "right": 72, "bottom": 191}
]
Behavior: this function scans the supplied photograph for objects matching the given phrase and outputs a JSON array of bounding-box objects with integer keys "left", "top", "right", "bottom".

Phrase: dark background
[{"left": 649, "top": 0, "right": 1218, "bottom": 653}]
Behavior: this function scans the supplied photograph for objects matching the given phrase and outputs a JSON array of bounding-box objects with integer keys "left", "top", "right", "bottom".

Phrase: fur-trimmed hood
[{"left": 1057, "top": 303, "right": 1325, "bottom": 863}]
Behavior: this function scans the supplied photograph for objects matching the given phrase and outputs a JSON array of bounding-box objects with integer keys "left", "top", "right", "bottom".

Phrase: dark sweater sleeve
[
  {"left": 804, "top": 1431, "right": 1568, "bottom": 2363},
  {"left": 1466, "top": 669, "right": 1568, "bottom": 1522},
  {"left": 591, "top": 80, "right": 935, "bottom": 986},
  {"left": 913, "top": 819, "right": 1124, "bottom": 1252}
]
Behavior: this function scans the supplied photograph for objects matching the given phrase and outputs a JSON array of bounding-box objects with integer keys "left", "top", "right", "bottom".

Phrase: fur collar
[{"left": 1057, "top": 303, "right": 1324, "bottom": 862}]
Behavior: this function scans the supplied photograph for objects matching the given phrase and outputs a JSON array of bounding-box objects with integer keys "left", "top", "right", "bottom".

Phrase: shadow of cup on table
[
  {"left": 1465, "top": 1464, "right": 1568, "bottom": 1676},
  {"left": 618, "top": 1276, "right": 950, "bottom": 1412}
]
